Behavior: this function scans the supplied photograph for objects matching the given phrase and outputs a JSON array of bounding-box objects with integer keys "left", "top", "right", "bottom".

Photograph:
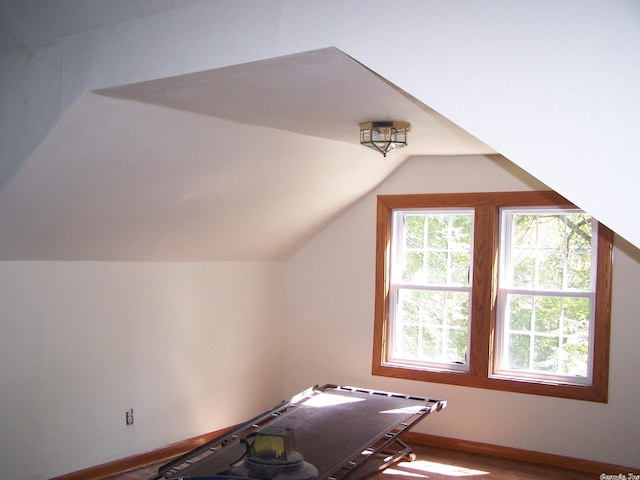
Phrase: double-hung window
[
  {"left": 495, "top": 208, "right": 596, "bottom": 384},
  {"left": 372, "top": 191, "right": 613, "bottom": 402},
  {"left": 388, "top": 209, "right": 474, "bottom": 372}
]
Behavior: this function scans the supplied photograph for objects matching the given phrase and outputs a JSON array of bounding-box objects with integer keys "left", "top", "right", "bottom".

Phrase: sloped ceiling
[
  {"left": 0, "top": 47, "right": 493, "bottom": 261},
  {"left": 0, "top": 0, "right": 204, "bottom": 56}
]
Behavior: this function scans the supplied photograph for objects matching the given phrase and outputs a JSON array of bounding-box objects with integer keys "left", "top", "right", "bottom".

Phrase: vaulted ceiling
[
  {"left": 0, "top": 46, "right": 492, "bottom": 260},
  {"left": 1, "top": 2, "right": 637, "bottom": 260}
]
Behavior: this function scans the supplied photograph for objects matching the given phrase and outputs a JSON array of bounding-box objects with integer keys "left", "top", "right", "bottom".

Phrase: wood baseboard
[
  {"left": 50, "top": 427, "right": 233, "bottom": 480},
  {"left": 402, "top": 431, "right": 636, "bottom": 474},
  {"left": 52, "top": 427, "right": 636, "bottom": 479}
]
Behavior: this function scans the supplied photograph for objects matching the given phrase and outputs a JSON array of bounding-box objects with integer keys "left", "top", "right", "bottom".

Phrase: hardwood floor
[
  {"left": 104, "top": 443, "right": 598, "bottom": 480},
  {"left": 373, "top": 444, "right": 596, "bottom": 479}
]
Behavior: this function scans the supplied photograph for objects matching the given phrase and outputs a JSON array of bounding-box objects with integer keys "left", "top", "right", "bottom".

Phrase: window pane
[
  {"left": 566, "top": 213, "right": 592, "bottom": 252},
  {"left": 534, "top": 296, "right": 561, "bottom": 333},
  {"left": 538, "top": 251, "right": 564, "bottom": 290},
  {"left": 403, "top": 251, "right": 424, "bottom": 282},
  {"left": 562, "top": 336, "right": 589, "bottom": 377},
  {"left": 512, "top": 252, "right": 535, "bottom": 288},
  {"left": 506, "top": 294, "right": 532, "bottom": 331},
  {"left": 425, "top": 251, "right": 448, "bottom": 284},
  {"left": 562, "top": 297, "right": 590, "bottom": 335},
  {"left": 451, "top": 252, "right": 471, "bottom": 284},
  {"left": 399, "top": 211, "right": 473, "bottom": 286},
  {"left": 422, "top": 325, "right": 442, "bottom": 360},
  {"left": 427, "top": 216, "right": 448, "bottom": 249},
  {"left": 502, "top": 293, "right": 591, "bottom": 377},
  {"left": 513, "top": 214, "right": 537, "bottom": 247},
  {"left": 567, "top": 253, "right": 591, "bottom": 290},
  {"left": 394, "top": 289, "right": 469, "bottom": 365},
  {"left": 452, "top": 214, "right": 473, "bottom": 245},
  {"left": 405, "top": 215, "right": 424, "bottom": 249},
  {"left": 506, "top": 210, "right": 593, "bottom": 293},
  {"left": 508, "top": 334, "right": 530, "bottom": 369},
  {"left": 534, "top": 336, "right": 559, "bottom": 372},
  {"left": 562, "top": 297, "right": 590, "bottom": 377},
  {"left": 399, "top": 324, "right": 418, "bottom": 357},
  {"left": 537, "top": 215, "right": 565, "bottom": 250},
  {"left": 448, "top": 329, "right": 468, "bottom": 363}
]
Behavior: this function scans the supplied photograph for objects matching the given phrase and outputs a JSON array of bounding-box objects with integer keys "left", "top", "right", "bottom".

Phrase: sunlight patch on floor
[
  {"left": 382, "top": 466, "right": 427, "bottom": 477},
  {"left": 383, "top": 459, "right": 490, "bottom": 477}
]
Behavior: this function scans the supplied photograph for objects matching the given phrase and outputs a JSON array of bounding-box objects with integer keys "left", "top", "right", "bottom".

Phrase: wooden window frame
[{"left": 372, "top": 191, "right": 613, "bottom": 402}]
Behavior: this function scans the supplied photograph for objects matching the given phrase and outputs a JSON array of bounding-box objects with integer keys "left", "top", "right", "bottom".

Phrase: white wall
[
  {"left": 1, "top": 1, "right": 639, "bottom": 246},
  {"left": 285, "top": 155, "right": 640, "bottom": 468},
  {"left": 0, "top": 261, "right": 286, "bottom": 479}
]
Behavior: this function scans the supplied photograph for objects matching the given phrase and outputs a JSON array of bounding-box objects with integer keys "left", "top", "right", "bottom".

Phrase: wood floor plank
[{"left": 103, "top": 442, "right": 601, "bottom": 480}]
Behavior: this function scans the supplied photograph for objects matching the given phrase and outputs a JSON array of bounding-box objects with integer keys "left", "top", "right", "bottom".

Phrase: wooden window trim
[{"left": 372, "top": 191, "right": 612, "bottom": 402}]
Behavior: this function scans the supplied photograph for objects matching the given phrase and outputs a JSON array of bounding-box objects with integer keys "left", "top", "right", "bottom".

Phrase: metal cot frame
[{"left": 152, "top": 384, "right": 446, "bottom": 480}]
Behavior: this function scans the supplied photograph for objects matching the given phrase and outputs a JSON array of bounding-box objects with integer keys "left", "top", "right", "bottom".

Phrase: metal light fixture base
[{"left": 359, "top": 121, "right": 411, "bottom": 157}]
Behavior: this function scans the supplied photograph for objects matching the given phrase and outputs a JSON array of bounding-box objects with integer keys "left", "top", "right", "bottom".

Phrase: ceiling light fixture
[{"left": 359, "top": 121, "right": 411, "bottom": 157}]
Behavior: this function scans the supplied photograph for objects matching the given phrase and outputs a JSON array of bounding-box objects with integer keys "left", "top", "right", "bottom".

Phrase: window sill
[{"left": 373, "top": 363, "right": 607, "bottom": 402}]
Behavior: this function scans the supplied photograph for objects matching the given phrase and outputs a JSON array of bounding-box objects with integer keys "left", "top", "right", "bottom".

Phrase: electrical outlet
[{"left": 126, "top": 408, "right": 134, "bottom": 426}]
